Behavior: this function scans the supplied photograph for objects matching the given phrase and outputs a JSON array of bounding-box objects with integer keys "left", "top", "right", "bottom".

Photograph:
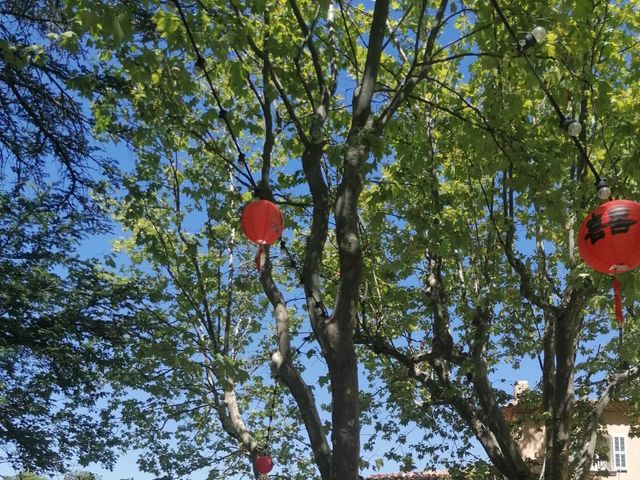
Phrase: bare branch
[
  {"left": 259, "top": 255, "right": 332, "bottom": 480},
  {"left": 376, "top": 0, "right": 449, "bottom": 131},
  {"left": 289, "top": 0, "right": 325, "bottom": 91},
  {"left": 247, "top": 35, "right": 310, "bottom": 146},
  {"left": 337, "top": 0, "right": 360, "bottom": 75}
]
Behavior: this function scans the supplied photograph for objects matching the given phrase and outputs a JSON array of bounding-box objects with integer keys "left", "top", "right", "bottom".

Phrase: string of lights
[
  {"left": 488, "top": 0, "right": 607, "bottom": 196},
  {"left": 174, "top": 0, "right": 258, "bottom": 190}
]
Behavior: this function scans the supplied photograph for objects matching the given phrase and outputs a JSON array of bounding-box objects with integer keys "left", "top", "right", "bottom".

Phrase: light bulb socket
[
  {"left": 562, "top": 117, "right": 582, "bottom": 137},
  {"left": 596, "top": 179, "right": 611, "bottom": 200},
  {"left": 517, "top": 27, "right": 546, "bottom": 52},
  {"left": 517, "top": 34, "right": 535, "bottom": 52}
]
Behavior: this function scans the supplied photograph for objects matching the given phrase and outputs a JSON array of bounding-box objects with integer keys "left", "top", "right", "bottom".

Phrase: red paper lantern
[
  {"left": 578, "top": 200, "right": 640, "bottom": 274},
  {"left": 578, "top": 199, "right": 640, "bottom": 325},
  {"left": 241, "top": 200, "right": 283, "bottom": 245},
  {"left": 255, "top": 455, "right": 273, "bottom": 475},
  {"left": 240, "top": 200, "right": 284, "bottom": 271}
]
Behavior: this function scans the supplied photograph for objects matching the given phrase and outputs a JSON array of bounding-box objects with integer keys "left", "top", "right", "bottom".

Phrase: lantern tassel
[
  {"left": 256, "top": 244, "right": 264, "bottom": 272},
  {"left": 612, "top": 277, "right": 624, "bottom": 326}
]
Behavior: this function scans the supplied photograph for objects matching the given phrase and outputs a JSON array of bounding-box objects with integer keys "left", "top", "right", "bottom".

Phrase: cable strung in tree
[
  {"left": 263, "top": 381, "right": 279, "bottom": 452},
  {"left": 279, "top": 238, "right": 304, "bottom": 284},
  {"left": 280, "top": 238, "right": 330, "bottom": 317},
  {"left": 175, "top": 2, "right": 331, "bottom": 321},
  {"left": 488, "top": 0, "right": 602, "bottom": 185},
  {"left": 264, "top": 328, "right": 315, "bottom": 444},
  {"left": 257, "top": 326, "right": 315, "bottom": 480},
  {"left": 489, "top": 2, "right": 640, "bottom": 346},
  {"left": 173, "top": 0, "right": 258, "bottom": 190}
]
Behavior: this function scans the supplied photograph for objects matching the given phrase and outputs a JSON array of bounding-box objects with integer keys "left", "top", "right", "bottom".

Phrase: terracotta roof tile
[
  {"left": 503, "top": 400, "right": 630, "bottom": 420},
  {"left": 366, "top": 471, "right": 449, "bottom": 480}
]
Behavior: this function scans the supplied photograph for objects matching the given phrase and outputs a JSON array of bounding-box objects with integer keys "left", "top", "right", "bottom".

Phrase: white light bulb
[
  {"left": 567, "top": 120, "right": 582, "bottom": 137},
  {"left": 531, "top": 26, "right": 547, "bottom": 44},
  {"left": 597, "top": 185, "right": 611, "bottom": 200}
]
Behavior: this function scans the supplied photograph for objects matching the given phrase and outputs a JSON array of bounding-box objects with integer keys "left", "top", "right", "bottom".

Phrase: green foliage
[
  {"left": 0, "top": 0, "right": 116, "bottom": 202},
  {"left": 4, "top": 473, "right": 46, "bottom": 480},
  {"left": 63, "top": 472, "right": 102, "bottom": 480},
  {"left": 0, "top": 1, "right": 156, "bottom": 474},
  {"left": 0, "top": 186, "right": 153, "bottom": 473},
  {"left": 5, "top": 470, "right": 103, "bottom": 480},
  {"left": 60, "top": 0, "right": 640, "bottom": 478}
]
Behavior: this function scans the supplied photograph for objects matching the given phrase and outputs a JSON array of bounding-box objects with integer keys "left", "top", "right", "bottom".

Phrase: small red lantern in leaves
[
  {"left": 254, "top": 455, "right": 273, "bottom": 475},
  {"left": 240, "top": 199, "right": 284, "bottom": 271},
  {"left": 578, "top": 199, "right": 640, "bottom": 325}
]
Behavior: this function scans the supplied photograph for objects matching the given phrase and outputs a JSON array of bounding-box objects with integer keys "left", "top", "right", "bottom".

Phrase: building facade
[{"left": 505, "top": 382, "right": 638, "bottom": 479}]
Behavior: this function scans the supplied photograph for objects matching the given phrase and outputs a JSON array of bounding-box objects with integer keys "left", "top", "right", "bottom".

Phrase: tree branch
[
  {"left": 288, "top": 0, "right": 325, "bottom": 92},
  {"left": 375, "top": 0, "right": 449, "bottom": 131},
  {"left": 259, "top": 256, "right": 332, "bottom": 480}
]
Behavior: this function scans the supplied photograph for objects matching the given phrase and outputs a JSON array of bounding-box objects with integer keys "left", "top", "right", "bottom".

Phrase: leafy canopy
[{"left": 60, "top": 0, "right": 640, "bottom": 479}]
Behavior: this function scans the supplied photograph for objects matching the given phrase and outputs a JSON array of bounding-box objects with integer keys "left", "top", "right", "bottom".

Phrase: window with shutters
[{"left": 612, "top": 436, "right": 627, "bottom": 471}]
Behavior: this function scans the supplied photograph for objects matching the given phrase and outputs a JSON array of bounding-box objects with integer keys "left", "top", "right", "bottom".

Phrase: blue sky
[{"left": 2, "top": 3, "right": 621, "bottom": 480}]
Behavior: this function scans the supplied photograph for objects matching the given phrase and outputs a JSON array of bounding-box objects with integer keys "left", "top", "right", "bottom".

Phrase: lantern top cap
[{"left": 609, "top": 265, "right": 630, "bottom": 274}]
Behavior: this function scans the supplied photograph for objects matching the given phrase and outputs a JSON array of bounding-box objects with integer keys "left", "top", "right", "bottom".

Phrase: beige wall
[
  {"left": 594, "top": 410, "right": 640, "bottom": 480},
  {"left": 516, "top": 424, "right": 545, "bottom": 462},
  {"left": 512, "top": 409, "right": 637, "bottom": 479}
]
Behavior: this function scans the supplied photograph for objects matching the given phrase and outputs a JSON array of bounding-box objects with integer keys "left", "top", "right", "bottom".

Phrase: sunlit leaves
[{"left": 63, "top": 0, "right": 640, "bottom": 477}]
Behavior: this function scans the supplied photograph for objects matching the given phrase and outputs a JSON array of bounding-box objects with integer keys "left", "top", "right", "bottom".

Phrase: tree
[
  {"left": 64, "top": 471, "right": 103, "bottom": 480},
  {"left": 67, "top": 1, "right": 640, "bottom": 480},
  {"left": 3, "top": 473, "right": 46, "bottom": 480},
  {"left": 0, "top": 187, "right": 156, "bottom": 473},
  {"left": 355, "top": 2, "right": 640, "bottom": 480},
  {"left": 0, "top": 1, "right": 151, "bottom": 474},
  {"left": 0, "top": 0, "right": 114, "bottom": 203},
  {"left": 3, "top": 470, "right": 101, "bottom": 480}
]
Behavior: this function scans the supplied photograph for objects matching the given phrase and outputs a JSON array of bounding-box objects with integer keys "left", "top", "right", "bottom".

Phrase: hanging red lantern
[
  {"left": 254, "top": 455, "right": 273, "bottom": 475},
  {"left": 240, "top": 199, "right": 284, "bottom": 271},
  {"left": 578, "top": 199, "right": 640, "bottom": 325}
]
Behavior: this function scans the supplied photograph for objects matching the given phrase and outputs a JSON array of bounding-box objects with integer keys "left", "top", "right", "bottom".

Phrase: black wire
[
  {"left": 618, "top": 324, "right": 623, "bottom": 358},
  {"left": 260, "top": 332, "right": 315, "bottom": 457},
  {"left": 262, "top": 330, "right": 315, "bottom": 452},
  {"left": 260, "top": 237, "right": 319, "bottom": 451},
  {"left": 277, "top": 238, "right": 325, "bottom": 344},
  {"left": 293, "top": 333, "right": 315, "bottom": 356},
  {"left": 173, "top": 0, "right": 258, "bottom": 189},
  {"left": 488, "top": 0, "right": 519, "bottom": 46},
  {"left": 520, "top": 55, "right": 566, "bottom": 121},
  {"left": 488, "top": 0, "right": 601, "bottom": 183},
  {"left": 280, "top": 238, "right": 304, "bottom": 283},
  {"left": 263, "top": 381, "right": 279, "bottom": 451},
  {"left": 280, "top": 238, "right": 330, "bottom": 317}
]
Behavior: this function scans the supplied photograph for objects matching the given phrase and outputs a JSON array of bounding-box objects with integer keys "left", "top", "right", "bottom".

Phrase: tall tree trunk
[
  {"left": 329, "top": 1, "right": 389, "bottom": 478},
  {"left": 546, "top": 284, "right": 593, "bottom": 480},
  {"left": 549, "top": 320, "right": 575, "bottom": 480},
  {"left": 326, "top": 338, "right": 360, "bottom": 479}
]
